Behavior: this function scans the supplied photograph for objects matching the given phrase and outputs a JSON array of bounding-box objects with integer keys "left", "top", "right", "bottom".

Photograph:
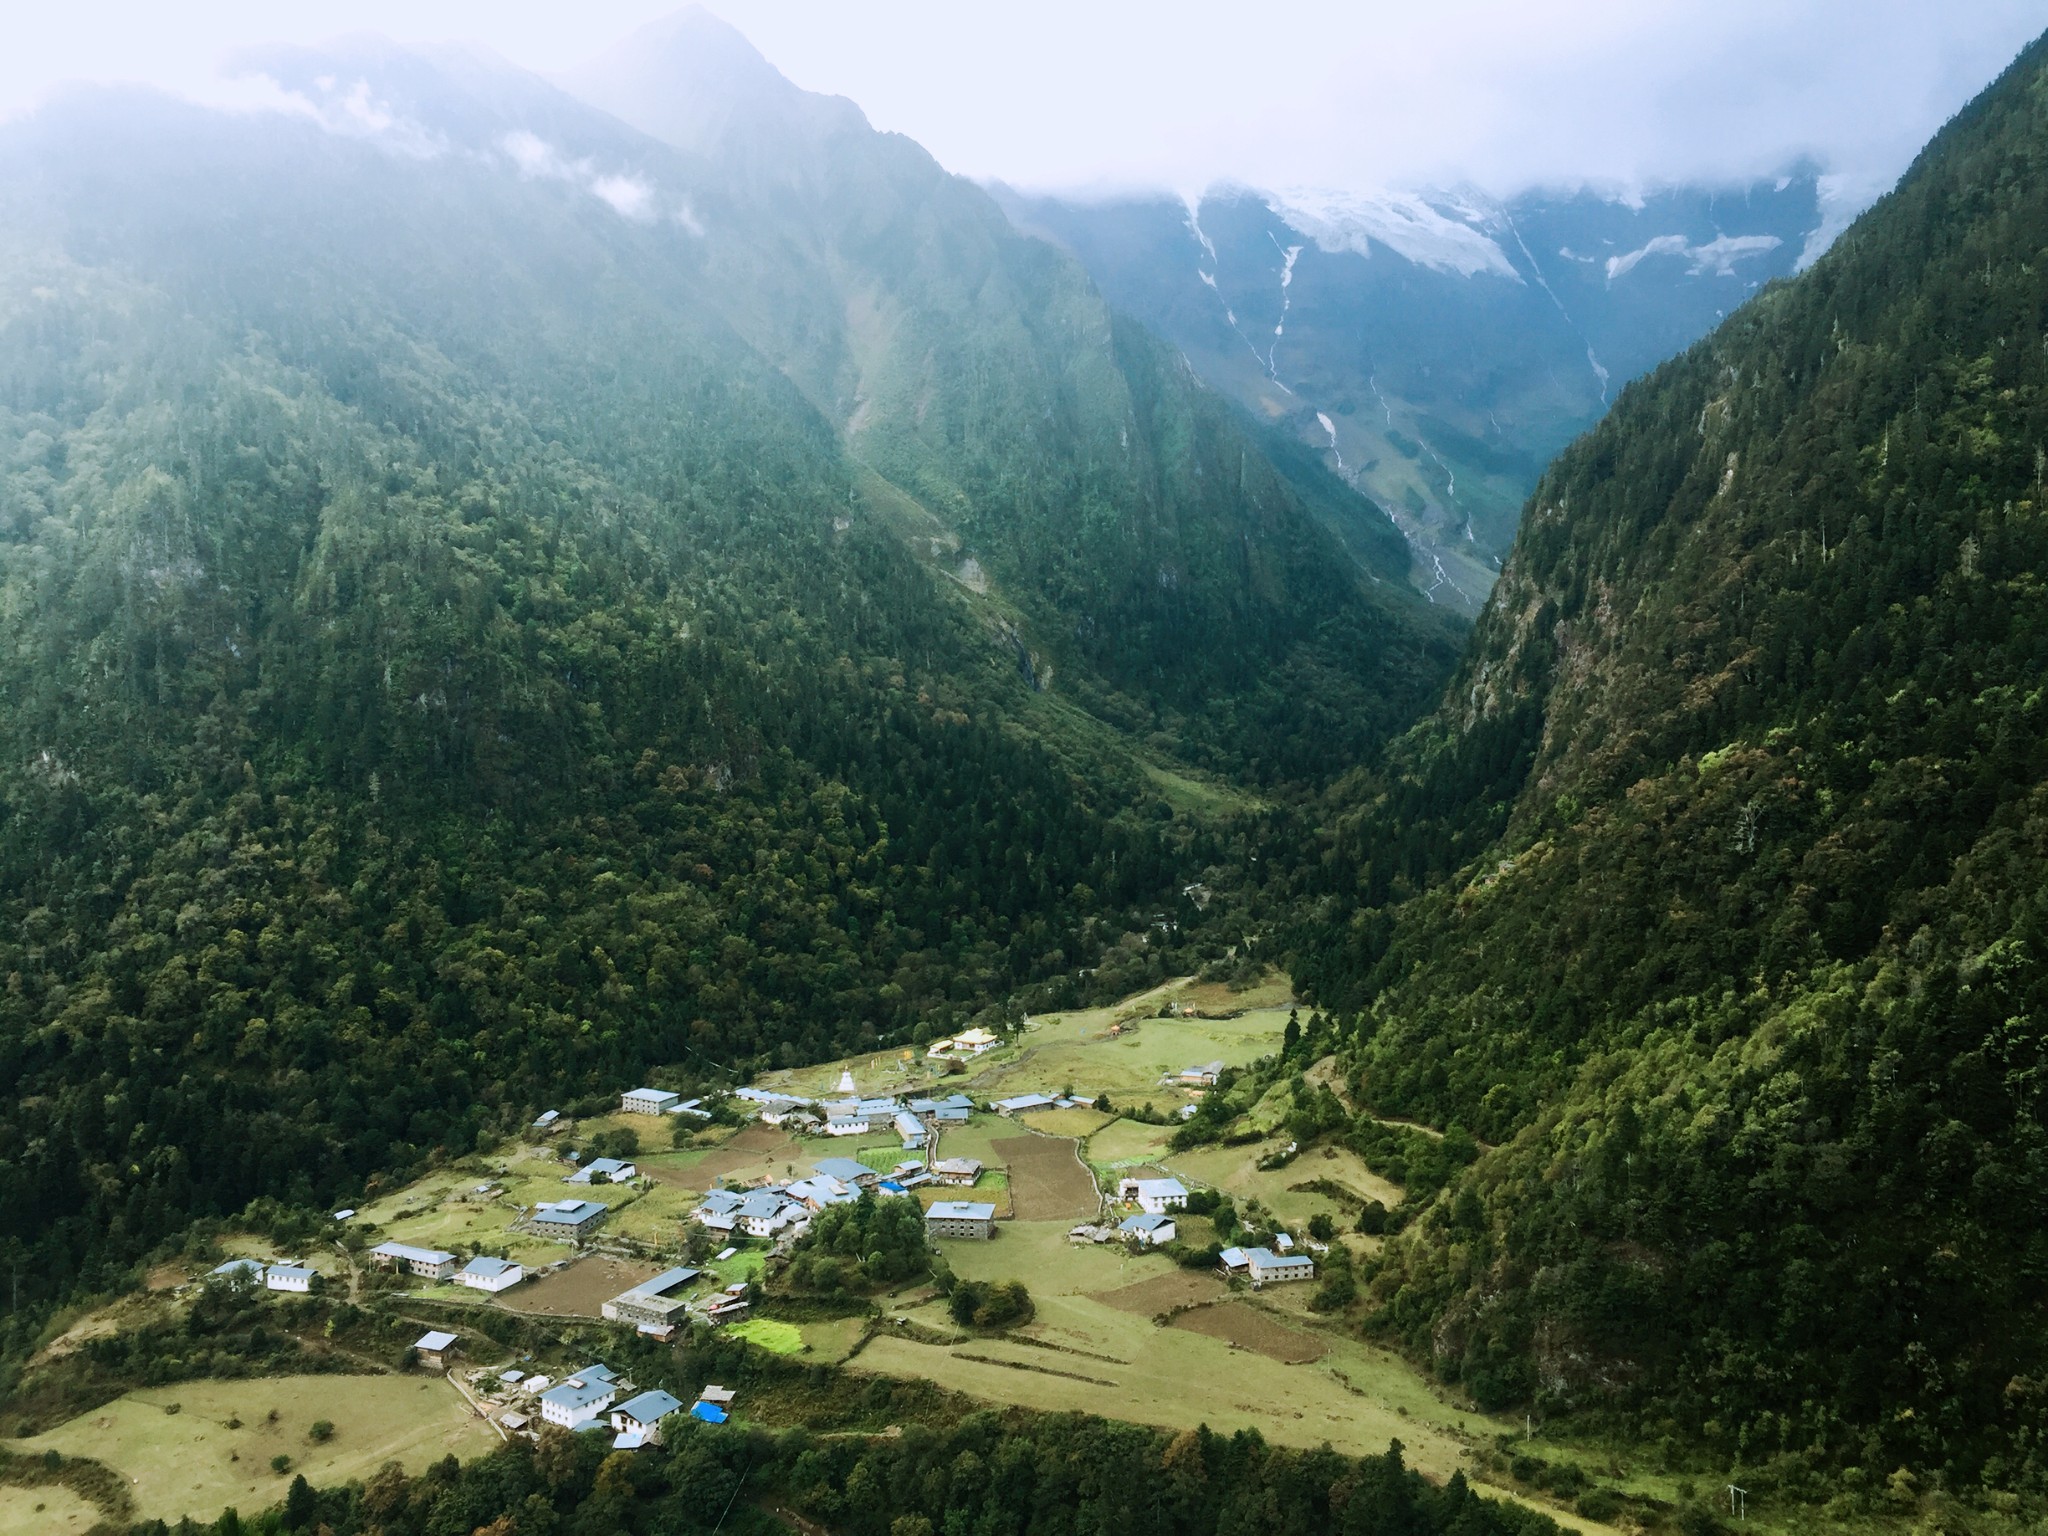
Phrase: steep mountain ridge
[
  {"left": 560, "top": 11, "right": 1450, "bottom": 775},
  {"left": 999, "top": 175, "right": 1829, "bottom": 610},
  {"left": 1291, "top": 28, "right": 2048, "bottom": 1477}
]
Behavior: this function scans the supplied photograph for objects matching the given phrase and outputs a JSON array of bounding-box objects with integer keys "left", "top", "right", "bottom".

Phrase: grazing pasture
[{"left": 19, "top": 1374, "right": 493, "bottom": 1528}]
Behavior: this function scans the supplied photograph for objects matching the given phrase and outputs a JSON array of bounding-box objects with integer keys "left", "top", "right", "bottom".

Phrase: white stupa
[{"left": 836, "top": 1068, "right": 856, "bottom": 1095}]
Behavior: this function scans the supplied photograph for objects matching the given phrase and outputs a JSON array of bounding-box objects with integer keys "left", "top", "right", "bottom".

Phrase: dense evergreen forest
[
  {"left": 0, "top": 44, "right": 1457, "bottom": 1341},
  {"left": 133, "top": 1411, "right": 1563, "bottom": 1536},
  {"left": 1285, "top": 28, "right": 2048, "bottom": 1488}
]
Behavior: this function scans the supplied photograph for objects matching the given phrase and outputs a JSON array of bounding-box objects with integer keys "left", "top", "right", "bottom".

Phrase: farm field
[
  {"left": 496, "top": 1254, "right": 663, "bottom": 1318},
  {"left": 0, "top": 1484, "right": 100, "bottom": 1535},
  {"left": 19, "top": 1373, "right": 495, "bottom": 1527},
  {"left": 644, "top": 1122, "right": 811, "bottom": 1188},
  {"left": 991, "top": 1135, "right": 1099, "bottom": 1220}
]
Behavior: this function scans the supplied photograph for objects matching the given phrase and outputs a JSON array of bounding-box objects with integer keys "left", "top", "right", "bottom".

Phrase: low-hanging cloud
[
  {"left": 2, "top": 1, "right": 2043, "bottom": 206},
  {"left": 501, "top": 129, "right": 676, "bottom": 227}
]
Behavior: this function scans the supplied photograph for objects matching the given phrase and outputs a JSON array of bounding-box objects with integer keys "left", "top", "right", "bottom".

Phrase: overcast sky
[{"left": 3, "top": 1, "right": 2044, "bottom": 199}]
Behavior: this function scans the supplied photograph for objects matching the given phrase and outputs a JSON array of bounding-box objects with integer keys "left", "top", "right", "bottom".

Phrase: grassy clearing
[
  {"left": 1140, "top": 761, "right": 1261, "bottom": 818},
  {"left": 796, "top": 1315, "right": 871, "bottom": 1364},
  {"left": 1020, "top": 1107, "right": 1113, "bottom": 1137},
  {"left": 848, "top": 1219, "right": 1605, "bottom": 1533},
  {"left": 20, "top": 1374, "right": 495, "bottom": 1527},
  {"left": 1084, "top": 1119, "right": 1177, "bottom": 1169},
  {"left": 980, "top": 1009, "right": 1291, "bottom": 1105},
  {"left": 357, "top": 1145, "right": 626, "bottom": 1268},
  {"left": 0, "top": 1484, "right": 100, "bottom": 1535},
  {"left": 727, "top": 1318, "right": 805, "bottom": 1355},
  {"left": 1169, "top": 1140, "right": 1404, "bottom": 1226}
]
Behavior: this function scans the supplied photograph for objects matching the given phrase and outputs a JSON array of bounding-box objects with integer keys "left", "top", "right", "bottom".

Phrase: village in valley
[{"left": 0, "top": 972, "right": 1613, "bottom": 1534}]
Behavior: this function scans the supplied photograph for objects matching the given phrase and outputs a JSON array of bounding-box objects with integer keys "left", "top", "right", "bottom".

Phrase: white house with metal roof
[
  {"left": 567, "top": 1156, "right": 638, "bottom": 1185},
  {"left": 540, "top": 1364, "right": 622, "bottom": 1428},
  {"left": 1119, "top": 1177, "right": 1189, "bottom": 1213},
  {"left": 1178, "top": 1061, "right": 1226, "bottom": 1086},
  {"left": 265, "top": 1263, "right": 317, "bottom": 1292},
  {"left": 1119, "top": 1212, "right": 1177, "bottom": 1247},
  {"left": 610, "top": 1389, "right": 685, "bottom": 1443},
  {"left": 692, "top": 1188, "right": 742, "bottom": 1230},
  {"left": 458, "top": 1256, "right": 525, "bottom": 1293},
  {"left": 736, "top": 1189, "right": 802, "bottom": 1238}
]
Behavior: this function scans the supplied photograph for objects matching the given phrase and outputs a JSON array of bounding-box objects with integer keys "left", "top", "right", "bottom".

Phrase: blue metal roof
[{"left": 614, "top": 1389, "right": 684, "bottom": 1424}]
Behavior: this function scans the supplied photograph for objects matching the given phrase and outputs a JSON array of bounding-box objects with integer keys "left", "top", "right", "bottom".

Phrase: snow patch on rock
[{"left": 1267, "top": 188, "right": 1521, "bottom": 281}]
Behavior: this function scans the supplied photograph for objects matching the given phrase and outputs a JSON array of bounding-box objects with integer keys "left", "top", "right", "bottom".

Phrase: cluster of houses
[
  {"left": 209, "top": 1257, "right": 320, "bottom": 1293},
  {"left": 727, "top": 1085, "right": 978, "bottom": 1144},
  {"left": 369, "top": 1241, "right": 530, "bottom": 1293},
  {"left": 1110, "top": 1176, "right": 1189, "bottom": 1246},
  {"left": 489, "top": 1358, "right": 739, "bottom": 1448},
  {"left": 689, "top": 1155, "right": 951, "bottom": 1242}
]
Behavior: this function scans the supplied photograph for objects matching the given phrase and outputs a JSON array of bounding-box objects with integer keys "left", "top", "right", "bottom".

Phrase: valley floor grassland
[
  {"left": 20, "top": 1373, "right": 495, "bottom": 1528},
  {"left": 830, "top": 1220, "right": 1603, "bottom": 1536},
  {"left": 0, "top": 1484, "right": 101, "bottom": 1536}
]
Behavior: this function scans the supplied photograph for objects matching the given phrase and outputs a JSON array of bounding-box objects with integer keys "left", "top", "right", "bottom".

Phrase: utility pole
[{"left": 1727, "top": 1484, "right": 1747, "bottom": 1522}]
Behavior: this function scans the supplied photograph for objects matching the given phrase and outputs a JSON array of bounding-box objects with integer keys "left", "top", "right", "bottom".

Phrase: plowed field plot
[
  {"left": 1092, "top": 1269, "right": 1227, "bottom": 1315},
  {"left": 496, "top": 1256, "right": 661, "bottom": 1317},
  {"left": 679, "top": 1123, "right": 810, "bottom": 1184},
  {"left": 1170, "top": 1301, "right": 1325, "bottom": 1362},
  {"left": 992, "top": 1135, "right": 1099, "bottom": 1220}
]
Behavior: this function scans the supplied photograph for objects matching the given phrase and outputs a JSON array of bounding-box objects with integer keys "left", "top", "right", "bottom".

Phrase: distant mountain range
[{"left": 998, "top": 175, "right": 1842, "bottom": 610}]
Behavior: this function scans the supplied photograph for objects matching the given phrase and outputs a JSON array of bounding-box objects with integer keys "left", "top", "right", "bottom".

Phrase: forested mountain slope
[
  {"left": 1293, "top": 28, "right": 2048, "bottom": 1480},
  {"left": 0, "top": 33, "right": 1453, "bottom": 1329},
  {"left": 997, "top": 176, "right": 1827, "bottom": 611},
  {"left": 559, "top": 9, "right": 1460, "bottom": 777}
]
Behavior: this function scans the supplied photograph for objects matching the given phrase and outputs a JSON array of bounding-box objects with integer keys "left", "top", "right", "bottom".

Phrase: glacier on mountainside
[
  {"left": 1267, "top": 187, "right": 1522, "bottom": 280},
  {"left": 1606, "top": 232, "right": 1782, "bottom": 282}
]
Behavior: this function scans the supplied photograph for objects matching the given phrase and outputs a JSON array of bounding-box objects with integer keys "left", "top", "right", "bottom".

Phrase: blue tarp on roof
[{"left": 690, "top": 1401, "right": 728, "bottom": 1424}]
